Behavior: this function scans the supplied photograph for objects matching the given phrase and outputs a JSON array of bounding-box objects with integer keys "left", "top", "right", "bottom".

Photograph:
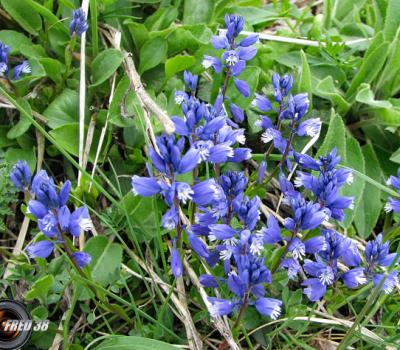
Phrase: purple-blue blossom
[
  {"left": 69, "top": 8, "right": 89, "bottom": 36},
  {"left": 10, "top": 160, "right": 31, "bottom": 191}
]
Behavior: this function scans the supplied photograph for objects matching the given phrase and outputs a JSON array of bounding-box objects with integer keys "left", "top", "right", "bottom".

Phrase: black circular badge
[{"left": 0, "top": 299, "right": 32, "bottom": 349}]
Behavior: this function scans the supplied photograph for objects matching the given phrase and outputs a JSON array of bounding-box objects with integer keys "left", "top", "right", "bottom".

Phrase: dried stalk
[
  {"left": 101, "top": 24, "right": 175, "bottom": 134},
  {"left": 77, "top": 0, "right": 90, "bottom": 186}
]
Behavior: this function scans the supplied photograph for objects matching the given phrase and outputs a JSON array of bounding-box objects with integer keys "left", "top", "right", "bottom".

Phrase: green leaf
[
  {"left": 90, "top": 49, "right": 124, "bottom": 87},
  {"left": 25, "top": 275, "right": 54, "bottom": 303},
  {"left": 342, "top": 137, "right": 365, "bottom": 228},
  {"left": 93, "top": 336, "right": 179, "bottom": 350},
  {"left": 43, "top": 89, "right": 79, "bottom": 129},
  {"left": 5, "top": 147, "right": 36, "bottom": 171},
  {"left": 165, "top": 55, "right": 195, "bottom": 79},
  {"left": 314, "top": 76, "right": 350, "bottom": 113},
  {"left": 298, "top": 50, "right": 312, "bottom": 109},
  {"left": 120, "top": 192, "right": 165, "bottom": 242},
  {"left": 346, "top": 41, "right": 389, "bottom": 101},
  {"left": 125, "top": 21, "right": 149, "bottom": 50},
  {"left": 383, "top": 0, "right": 400, "bottom": 41},
  {"left": 0, "top": 0, "right": 42, "bottom": 35},
  {"left": 84, "top": 236, "right": 123, "bottom": 287},
  {"left": 139, "top": 37, "right": 168, "bottom": 74},
  {"left": 0, "top": 30, "right": 33, "bottom": 54},
  {"left": 40, "top": 58, "right": 64, "bottom": 85},
  {"left": 316, "top": 110, "right": 346, "bottom": 160},
  {"left": 7, "top": 98, "right": 32, "bottom": 139},
  {"left": 183, "top": 0, "right": 214, "bottom": 25},
  {"left": 354, "top": 144, "right": 383, "bottom": 237},
  {"left": 48, "top": 123, "right": 99, "bottom": 161},
  {"left": 356, "top": 83, "right": 392, "bottom": 109}
]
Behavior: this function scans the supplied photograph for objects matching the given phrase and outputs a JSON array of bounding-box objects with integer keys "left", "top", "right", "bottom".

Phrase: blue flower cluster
[
  {"left": 10, "top": 162, "right": 92, "bottom": 268},
  {"left": 0, "top": 41, "right": 31, "bottom": 80},
  {"left": 191, "top": 172, "right": 282, "bottom": 319},
  {"left": 203, "top": 14, "right": 258, "bottom": 116},
  {"left": 254, "top": 74, "right": 320, "bottom": 152},
  {"left": 69, "top": 8, "right": 89, "bottom": 37}
]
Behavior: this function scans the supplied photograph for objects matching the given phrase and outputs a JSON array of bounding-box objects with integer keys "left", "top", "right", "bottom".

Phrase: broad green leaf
[
  {"left": 314, "top": 76, "right": 350, "bottom": 113},
  {"left": 145, "top": 6, "right": 178, "bottom": 31},
  {"left": 120, "top": 192, "right": 165, "bottom": 242},
  {"left": 5, "top": 147, "right": 36, "bottom": 171},
  {"left": 7, "top": 98, "right": 32, "bottom": 139},
  {"left": 0, "top": 30, "right": 33, "bottom": 54},
  {"left": 354, "top": 144, "right": 383, "bottom": 237},
  {"left": 43, "top": 89, "right": 79, "bottom": 129},
  {"left": 298, "top": 50, "right": 312, "bottom": 109},
  {"left": 125, "top": 21, "right": 149, "bottom": 50},
  {"left": 333, "top": 0, "right": 367, "bottom": 22},
  {"left": 383, "top": 0, "right": 400, "bottom": 41},
  {"left": 90, "top": 49, "right": 124, "bottom": 87},
  {"left": 316, "top": 110, "right": 346, "bottom": 160},
  {"left": 139, "top": 37, "right": 168, "bottom": 74},
  {"left": 342, "top": 137, "right": 365, "bottom": 228},
  {"left": 25, "top": 275, "right": 54, "bottom": 303},
  {"left": 93, "top": 336, "right": 178, "bottom": 350},
  {"left": 40, "top": 58, "right": 64, "bottom": 85},
  {"left": 356, "top": 83, "right": 392, "bottom": 109},
  {"left": 48, "top": 123, "right": 99, "bottom": 161},
  {"left": 166, "top": 25, "right": 213, "bottom": 55},
  {"left": 1, "top": 0, "right": 42, "bottom": 35},
  {"left": 376, "top": 28, "right": 400, "bottom": 98},
  {"left": 225, "top": 6, "right": 279, "bottom": 26},
  {"left": 84, "top": 236, "right": 123, "bottom": 287},
  {"left": 390, "top": 147, "right": 400, "bottom": 164},
  {"left": 346, "top": 41, "right": 389, "bottom": 101},
  {"left": 183, "top": 0, "right": 214, "bottom": 25},
  {"left": 165, "top": 55, "right": 195, "bottom": 79}
]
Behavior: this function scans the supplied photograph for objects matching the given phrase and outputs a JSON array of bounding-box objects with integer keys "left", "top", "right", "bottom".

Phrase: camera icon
[{"left": 0, "top": 299, "right": 33, "bottom": 350}]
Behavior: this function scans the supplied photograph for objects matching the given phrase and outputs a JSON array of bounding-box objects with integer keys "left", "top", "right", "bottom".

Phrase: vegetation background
[{"left": 0, "top": 0, "right": 400, "bottom": 349}]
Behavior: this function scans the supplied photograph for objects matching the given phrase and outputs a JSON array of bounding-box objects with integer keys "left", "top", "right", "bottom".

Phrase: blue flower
[
  {"left": 365, "top": 234, "right": 397, "bottom": 268},
  {"left": 259, "top": 215, "right": 281, "bottom": 244},
  {"left": 200, "top": 274, "right": 223, "bottom": 288},
  {"left": 302, "top": 278, "right": 326, "bottom": 301},
  {"left": 373, "top": 271, "right": 398, "bottom": 294},
  {"left": 31, "top": 170, "right": 60, "bottom": 208},
  {"left": 385, "top": 168, "right": 400, "bottom": 213},
  {"left": 13, "top": 61, "right": 31, "bottom": 80},
  {"left": 233, "top": 195, "right": 260, "bottom": 230},
  {"left": 234, "top": 78, "right": 250, "bottom": 97},
  {"left": 27, "top": 240, "right": 55, "bottom": 259},
  {"left": 280, "top": 93, "right": 309, "bottom": 121},
  {"left": 258, "top": 160, "right": 267, "bottom": 184},
  {"left": 254, "top": 297, "right": 282, "bottom": 319},
  {"left": 0, "top": 41, "right": 10, "bottom": 75},
  {"left": 10, "top": 160, "right": 31, "bottom": 191},
  {"left": 229, "top": 103, "right": 244, "bottom": 123},
  {"left": 283, "top": 191, "right": 329, "bottom": 231},
  {"left": 131, "top": 176, "right": 162, "bottom": 197},
  {"left": 188, "top": 232, "right": 210, "bottom": 259},
  {"left": 208, "top": 297, "right": 235, "bottom": 317},
  {"left": 183, "top": 71, "right": 198, "bottom": 92},
  {"left": 69, "top": 8, "right": 89, "bottom": 36},
  {"left": 171, "top": 244, "right": 183, "bottom": 277},
  {"left": 38, "top": 212, "right": 59, "bottom": 238},
  {"left": 72, "top": 252, "right": 92, "bottom": 268},
  {"left": 342, "top": 268, "right": 367, "bottom": 288},
  {"left": 58, "top": 206, "right": 92, "bottom": 237},
  {"left": 296, "top": 118, "right": 321, "bottom": 138},
  {"left": 272, "top": 73, "right": 293, "bottom": 100},
  {"left": 252, "top": 93, "right": 272, "bottom": 112}
]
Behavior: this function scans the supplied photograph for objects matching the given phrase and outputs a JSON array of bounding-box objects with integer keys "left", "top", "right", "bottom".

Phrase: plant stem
[
  {"left": 232, "top": 293, "right": 250, "bottom": 332},
  {"left": 264, "top": 130, "right": 295, "bottom": 185}
]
